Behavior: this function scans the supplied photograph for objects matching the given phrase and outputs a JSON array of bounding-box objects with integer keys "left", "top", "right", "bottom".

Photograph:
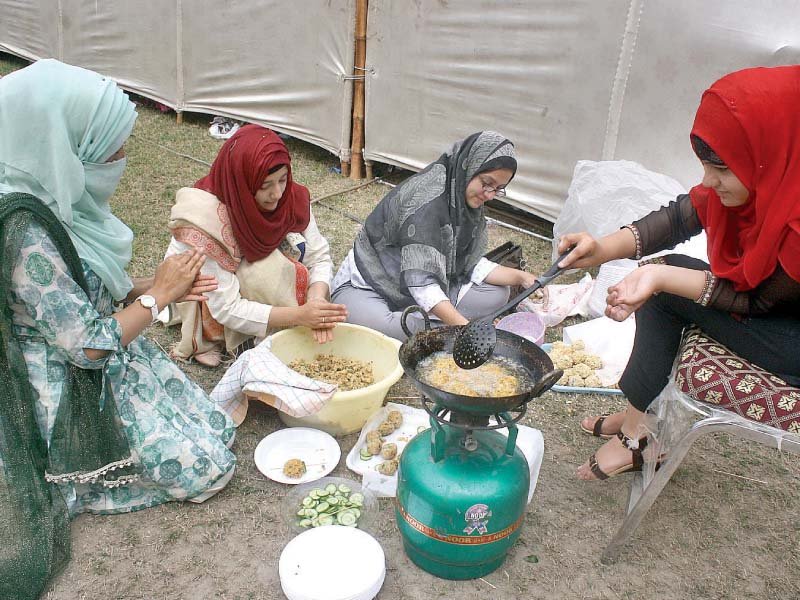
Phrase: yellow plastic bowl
[{"left": 268, "top": 323, "right": 403, "bottom": 436}]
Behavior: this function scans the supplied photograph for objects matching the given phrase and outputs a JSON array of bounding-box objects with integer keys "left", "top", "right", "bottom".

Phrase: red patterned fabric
[
  {"left": 291, "top": 259, "right": 309, "bottom": 306},
  {"left": 676, "top": 328, "right": 800, "bottom": 434},
  {"left": 172, "top": 226, "right": 240, "bottom": 273}
]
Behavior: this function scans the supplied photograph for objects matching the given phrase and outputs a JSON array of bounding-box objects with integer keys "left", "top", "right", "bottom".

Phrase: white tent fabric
[
  {"left": 611, "top": 0, "right": 800, "bottom": 201},
  {"left": 362, "top": 0, "right": 800, "bottom": 221},
  {"left": 60, "top": 0, "right": 179, "bottom": 107},
  {"left": 0, "top": 1, "right": 58, "bottom": 59},
  {"left": 179, "top": 0, "right": 355, "bottom": 156},
  {"left": 363, "top": 0, "right": 631, "bottom": 222},
  {"left": 0, "top": 0, "right": 355, "bottom": 158},
  {"left": 2, "top": 0, "right": 799, "bottom": 220}
]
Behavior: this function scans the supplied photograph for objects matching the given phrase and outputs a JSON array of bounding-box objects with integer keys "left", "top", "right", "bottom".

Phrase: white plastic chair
[{"left": 601, "top": 333, "right": 800, "bottom": 563}]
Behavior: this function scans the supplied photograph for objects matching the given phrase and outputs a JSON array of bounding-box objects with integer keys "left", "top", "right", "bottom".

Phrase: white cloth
[
  {"left": 345, "top": 402, "right": 544, "bottom": 502},
  {"left": 332, "top": 250, "right": 499, "bottom": 312},
  {"left": 166, "top": 212, "right": 333, "bottom": 335},
  {"left": 210, "top": 337, "right": 337, "bottom": 425},
  {"left": 563, "top": 315, "right": 637, "bottom": 387},
  {"left": 519, "top": 272, "right": 594, "bottom": 327},
  {"left": 586, "top": 260, "right": 637, "bottom": 319}
]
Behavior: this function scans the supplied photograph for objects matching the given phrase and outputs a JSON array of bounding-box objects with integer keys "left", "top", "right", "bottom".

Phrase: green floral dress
[{"left": 9, "top": 221, "right": 236, "bottom": 514}]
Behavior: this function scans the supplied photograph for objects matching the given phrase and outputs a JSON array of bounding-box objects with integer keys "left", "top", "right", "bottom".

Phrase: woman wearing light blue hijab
[{"left": 0, "top": 60, "right": 236, "bottom": 599}]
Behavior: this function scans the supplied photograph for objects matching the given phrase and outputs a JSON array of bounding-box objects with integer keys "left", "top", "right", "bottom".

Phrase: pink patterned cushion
[{"left": 676, "top": 329, "right": 800, "bottom": 434}]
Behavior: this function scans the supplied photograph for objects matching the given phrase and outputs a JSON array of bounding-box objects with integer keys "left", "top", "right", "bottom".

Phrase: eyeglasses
[{"left": 481, "top": 182, "right": 507, "bottom": 198}]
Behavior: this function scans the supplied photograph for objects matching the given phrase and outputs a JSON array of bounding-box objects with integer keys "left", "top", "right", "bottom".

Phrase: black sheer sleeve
[
  {"left": 630, "top": 194, "right": 703, "bottom": 257},
  {"left": 627, "top": 195, "right": 800, "bottom": 315},
  {"left": 709, "top": 266, "right": 800, "bottom": 315},
  {"left": 645, "top": 254, "right": 800, "bottom": 316}
]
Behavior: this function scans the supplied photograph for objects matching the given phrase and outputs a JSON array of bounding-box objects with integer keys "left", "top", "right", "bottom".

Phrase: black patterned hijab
[{"left": 354, "top": 131, "right": 516, "bottom": 310}]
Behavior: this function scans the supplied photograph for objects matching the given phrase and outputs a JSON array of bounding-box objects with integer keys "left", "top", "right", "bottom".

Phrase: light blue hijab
[{"left": 0, "top": 59, "right": 137, "bottom": 300}]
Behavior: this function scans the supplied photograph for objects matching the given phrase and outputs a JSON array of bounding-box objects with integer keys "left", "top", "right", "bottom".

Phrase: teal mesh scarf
[{"left": 0, "top": 202, "right": 136, "bottom": 595}]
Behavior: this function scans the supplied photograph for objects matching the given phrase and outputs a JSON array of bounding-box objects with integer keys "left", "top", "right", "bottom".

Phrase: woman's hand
[
  {"left": 297, "top": 298, "right": 348, "bottom": 343},
  {"left": 430, "top": 300, "right": 469, "bottom": 326},
  {"left": 515, "top": 269, "right": 538, "bottom": 289},
  {"left": 605, "top": 264, "right": 663, "bottom": 321},
  {"left": 483, "top": 265, "right": 537, "bottom": 289},
  {"left": 558, "top": 226, "right": 639, "bottom": 270},
  {"left": 176, "top": 273, "right": 218, "bottom": 303},
  {"left": 150, "top": 250, "right": 207, "bottom": 307},
  {"left": 125, "top": 276, "right": 155, "bottom": 302},
  {"left": 557, "top": 232, "right": 604, "bottom": 269},
  {"left": 312, "top": 327, "right": 335, "bottom": 344}
]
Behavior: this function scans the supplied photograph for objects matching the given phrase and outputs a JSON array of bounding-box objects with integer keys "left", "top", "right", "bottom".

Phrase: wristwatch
[{"left": 136, "top": 294, "right": 159, "bottom": 322}]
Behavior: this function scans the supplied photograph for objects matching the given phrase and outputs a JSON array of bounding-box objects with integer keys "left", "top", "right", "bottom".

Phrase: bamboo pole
[
  {"left": 340, "top": 148, "right": 352, "bottom": 177},
  {"left": 349, "top": 0, "right": 368, "bottom": 179},
  {"left": 176, "top": 111, "right": 184, "bottom": 125}
]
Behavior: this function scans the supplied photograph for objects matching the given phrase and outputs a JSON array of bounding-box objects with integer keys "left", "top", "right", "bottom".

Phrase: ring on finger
[{"left": 322, "top": 316, "right": 326, "bottom": 324}]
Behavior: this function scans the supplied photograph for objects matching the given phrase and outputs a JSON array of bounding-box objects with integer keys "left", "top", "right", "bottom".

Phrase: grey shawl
[{"left": 354, "top": 131, "right": 516, "bottom": 310}]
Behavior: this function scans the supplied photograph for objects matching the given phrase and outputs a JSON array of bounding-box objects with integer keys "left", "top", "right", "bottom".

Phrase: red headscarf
[
  {"left": 689, "top": 66, "right": 800, "bottom": 291},
  {"left": 195, "top": 124, "right": 311, "bottom": 262}
]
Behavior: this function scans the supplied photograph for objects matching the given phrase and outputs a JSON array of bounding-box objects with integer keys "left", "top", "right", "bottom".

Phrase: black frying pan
[{"left": 398, "top": 306, "right": 561, "bottom": 415}]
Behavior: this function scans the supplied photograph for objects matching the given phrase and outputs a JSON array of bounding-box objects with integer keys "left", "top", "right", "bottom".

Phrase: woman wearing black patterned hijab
[{"left": 332, "top": 131, "right": 536, "bottom": 340}]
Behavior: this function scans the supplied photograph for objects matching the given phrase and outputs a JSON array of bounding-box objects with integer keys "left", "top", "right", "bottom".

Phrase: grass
[{"left": 2, "top": 53, "right": 799, "bottom": 600}]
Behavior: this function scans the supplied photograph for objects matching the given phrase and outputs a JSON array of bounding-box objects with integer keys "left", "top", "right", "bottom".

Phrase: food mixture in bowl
[
  {"left": 415, "top": 351, "right": 533, "bottom": 397},
  {"left": 288, "top": 354, "right": 375, "bottom": 391}
]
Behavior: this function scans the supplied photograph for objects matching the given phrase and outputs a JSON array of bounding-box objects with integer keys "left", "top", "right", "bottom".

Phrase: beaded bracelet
[
  {"left": 622, "top": 224, "right": 643, "bottom": 260},
  {"left": 696, "top": 270, "right": 716, "bottom": 306}
]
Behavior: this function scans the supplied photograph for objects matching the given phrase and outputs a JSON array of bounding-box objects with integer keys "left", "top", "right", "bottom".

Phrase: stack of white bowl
[{"left": 279, "top": 526, "right": 386, "bottom": 600}]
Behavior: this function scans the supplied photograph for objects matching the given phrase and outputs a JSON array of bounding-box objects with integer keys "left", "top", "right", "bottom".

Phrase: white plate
[
  {"left": 254, "top": 427, "right": 341, "bottom": 484},
  {"left": 279, "top": 525, "right": 385, "bottom": 600}
]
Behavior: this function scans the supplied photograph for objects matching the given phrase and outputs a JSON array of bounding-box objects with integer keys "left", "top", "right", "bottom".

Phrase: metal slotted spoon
[{"left": 452, "top": 248, "right": 574, "bottom": 369}]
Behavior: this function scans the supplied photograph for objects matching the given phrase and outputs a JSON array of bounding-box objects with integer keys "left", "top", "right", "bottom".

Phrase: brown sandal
[
  {"left": 580, "top": 414, "right": 617, "bottom": 439},
  {"left": 587, "top": 433, "right": 648, "bottom": 480}
]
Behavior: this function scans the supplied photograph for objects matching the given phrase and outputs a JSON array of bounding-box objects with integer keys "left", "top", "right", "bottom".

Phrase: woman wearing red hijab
[
  {"left": 557, "top": 66, "right": 800, "bottom": 480},
  {"left": 165, "top": 125, "right": 347, "bottom": 366}
]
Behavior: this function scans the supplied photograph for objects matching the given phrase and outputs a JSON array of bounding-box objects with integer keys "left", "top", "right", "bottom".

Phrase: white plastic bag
[
  {"left": 586, "top": 259, "right": 638, "bottom": 318},
  {"left": 555, "top": 160, "right": 687, "bottom": 241},
  {"left": 553, "top": 160, "right": 686, "bottom": 260},
  {"left": 553, "top": 159, "right": 709, "bottom": 266}
]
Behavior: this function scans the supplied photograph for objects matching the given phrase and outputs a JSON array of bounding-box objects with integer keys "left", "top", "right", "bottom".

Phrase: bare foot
[
  {"left": 194, "top": 349, "right": 222, "bottom": 367},
  {"left": 576, "top": 434, "right": 637, "bottom": 480},
  {"left": 580, "top": 411, "right": 625, "bottom": 437}
]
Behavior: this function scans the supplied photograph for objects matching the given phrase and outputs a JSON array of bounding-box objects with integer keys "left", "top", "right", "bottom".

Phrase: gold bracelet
[
  {"left": 638, "top": 256, "right": 666, "bottom": 267},
  {"left": 622, "top": 224, "right": 643, "bottom": 260},
  {"left": 695, "top": 270, "right": 716, "bottom": 306}
]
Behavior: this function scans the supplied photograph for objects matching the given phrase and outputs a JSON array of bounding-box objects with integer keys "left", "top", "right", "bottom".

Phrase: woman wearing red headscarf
[
  {"left": 556, "top": 66, "right": 800, "bottom": 480},
  {"left": 165, "top": 125, "right": 347, "bottom": 366}
]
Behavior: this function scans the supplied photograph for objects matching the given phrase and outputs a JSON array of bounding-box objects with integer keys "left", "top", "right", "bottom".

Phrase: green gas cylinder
[{"left": 395, "top": 416, "right": 530, "bottom": 580}]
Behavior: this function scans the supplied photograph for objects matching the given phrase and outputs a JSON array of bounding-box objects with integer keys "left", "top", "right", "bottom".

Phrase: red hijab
[
  {"left": 689, "top": 66, "right": 800, "bottom": 291},
  {"left": 195, "top": 124, "right": 311, "bottom": 262}
]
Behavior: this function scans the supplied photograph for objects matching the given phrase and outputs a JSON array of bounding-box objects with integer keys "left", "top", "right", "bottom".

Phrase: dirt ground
[
  {"left": 47, "top": 372, "right": 800, "bottom": 600},
  {"left": 2, "top": 54, "right": 798, "bottom": 600}
]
